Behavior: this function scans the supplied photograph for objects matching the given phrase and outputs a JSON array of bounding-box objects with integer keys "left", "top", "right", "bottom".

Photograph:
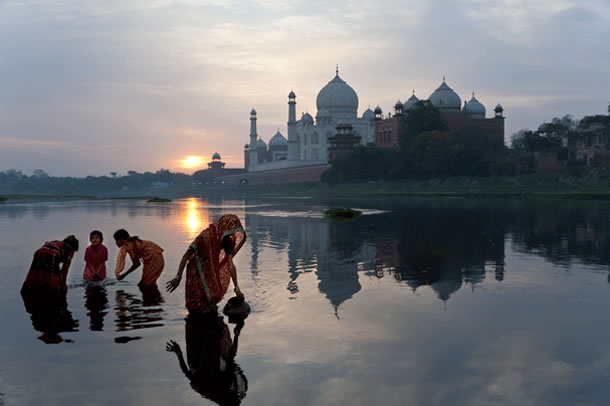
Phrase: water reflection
[
  {"left": 21, "top": 289, "right": 79, "bottom": 344},
  {"left": 114, "top": 286, "right": 165, "bottom": 342},
  {"left": 84, "top": 285, "right": 109, "bottom": 331},
  {"left": 182, "top": 197, "right": 210, "bottom": 241},
  {"left": 166, "top": 313, "right": 247, "bottom": 405}
]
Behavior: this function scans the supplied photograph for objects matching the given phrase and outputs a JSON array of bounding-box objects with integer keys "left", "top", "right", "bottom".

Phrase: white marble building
[{"left": 246, "top": 68, "right": 376, "bottom": 172}]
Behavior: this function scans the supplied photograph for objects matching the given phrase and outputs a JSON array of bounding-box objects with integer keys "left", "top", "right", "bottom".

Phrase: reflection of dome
[
  {"left": 362, "top": 108, "right": 375, "bottom": 121},
  {"left": 212, "top": 152, "right": 221, "bottom": 160},
  {"left": 269, "top": 130, "right": 287, "bottom": 146},
  {"left": 464, "top": 93, "right": 486, "bottom": 119},
  {"left": 429, "top": 79, "right": 461, "bottom": 112},
  {"left": 301, "top": 112, "right": 314, "bottom": 125},
  {"left": 316, "top": 71, "right": 359, "bottom": 117},
  {"left": 403, "top": 92, "right": 419, "bottom": 110},
  {"left": 256, "top": 138, "right": 267, "bottom": 150}
]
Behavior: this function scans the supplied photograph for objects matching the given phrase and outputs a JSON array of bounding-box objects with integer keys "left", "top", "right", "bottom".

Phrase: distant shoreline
[{"left": 2, "top": 173, "right": 610, "bottom": 201}]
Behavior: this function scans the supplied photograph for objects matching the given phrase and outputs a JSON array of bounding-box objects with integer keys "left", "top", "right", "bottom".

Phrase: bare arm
[
  {"left": 117, "top": 257, "right": 140, "bottom": 280},
  {"left": 166, "top": 247, "right": 193, "bottom": 293},
  {"left": 227, "top": 254, "right": 243, "bottom": 299}
]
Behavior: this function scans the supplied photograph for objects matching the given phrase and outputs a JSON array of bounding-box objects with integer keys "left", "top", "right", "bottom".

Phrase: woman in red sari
[
  {"left": 166, "top": 214, "right": 246, "bottom": 314},
  {"left": 21, "top": 235, "right": 79, "bottom": 292}
]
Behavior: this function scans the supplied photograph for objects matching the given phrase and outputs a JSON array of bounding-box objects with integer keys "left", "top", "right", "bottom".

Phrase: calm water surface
[{"left": 1, "top": 197, "right": 610, "bottom": 405}]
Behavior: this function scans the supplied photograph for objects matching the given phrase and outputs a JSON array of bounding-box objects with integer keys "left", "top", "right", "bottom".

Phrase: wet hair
[
  {"left": 63, "top": 235, "right": 79, "bottom": 252},
  {"left": 90, "top": 230, "right": 103, "bottom": 241},
  {"left": 113, "top": 229, "right": 130, "bottom": 241}
]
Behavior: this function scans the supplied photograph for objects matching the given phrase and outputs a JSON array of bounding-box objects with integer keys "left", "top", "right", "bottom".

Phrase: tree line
[{"left": 322, "top": 101, "right": 610, "bottom": 184}]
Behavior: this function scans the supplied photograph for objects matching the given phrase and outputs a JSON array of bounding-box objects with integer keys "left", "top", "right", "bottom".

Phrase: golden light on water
[
  {"left": 183, "top": 197, "right": 210, "bottom": 241},
  {"left": 180, "top": 155, "right": 205, "bottom": 169}
]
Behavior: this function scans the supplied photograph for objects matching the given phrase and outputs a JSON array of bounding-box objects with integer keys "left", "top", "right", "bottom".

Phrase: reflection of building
[
  {"left": 374, "top": 78, "right": 505, "bottom": 150},
  {"left": 245, "top": 67, "right": 376, "bottom": 172}
]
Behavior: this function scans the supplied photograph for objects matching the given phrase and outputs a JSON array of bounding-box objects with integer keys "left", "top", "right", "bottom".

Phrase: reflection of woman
[
  {"left": 166, "top": 313, "right": 247, "bottom": 405},
  {"left": 166, "top": 215, "right": 246, "bottom": 314},
  {"left": 21, "top": 235, "right": 79, "bottom": 292},
  {"left": 21, "top": 288, "right": 79, "bottom": 344},
  {"left": 84, "top": 285, "right": 109, "bottom": 331},
  {"left": 113, "top": 229, "right": 165, "bottom": 286}
]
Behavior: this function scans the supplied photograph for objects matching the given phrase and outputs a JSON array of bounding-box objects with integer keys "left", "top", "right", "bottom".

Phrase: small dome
[
  {"left": 494, "top": 103, "right": 504, "bottom": 112},
  {"left": 250, "top": 108, "right": 257, "bottom": 115},
  {"left": 256, "top": 138, "right": 267, "bottom": 150},
  {"left": 465, "top": 93, "right": 486, "bottom": 118},
  {"left": 301, "top": 112, "right": 314, "bottom": 125},
  {"left": 269, "top": 130, "right": 287, "bottom": 146},
  {"left": 244, "top": 143, "right": 249, "bottom": 149},
  {"left": 212, "top": 152, "right": 221, "bottom": 160},
  {"left": 395, "top": 99, "right": 403, "bottom": 109},
  {"left": 429, "top": 78, "right": 461, "bottom": 111},
  {"left": 362, "top": 108, "right": 375, "bottom": 120},
  {"left": 288, "top": 90, "right": 296, "bottom": 99},
  {"left": 374, "top": 105, "right": 382, "bottom": 114},
  {"left": 316, "top": 71, "right": 359, "bottom": 117},
  {"left": 403, "top": 93, "right": 419, "bottom": 110}
]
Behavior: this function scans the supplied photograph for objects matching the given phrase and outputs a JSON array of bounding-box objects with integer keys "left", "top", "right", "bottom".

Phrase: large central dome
[{"left": 316, "top": 71, "right": 359, "bottom": 119}]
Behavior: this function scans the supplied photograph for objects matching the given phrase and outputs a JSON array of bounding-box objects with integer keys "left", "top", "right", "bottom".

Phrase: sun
[{"left": 180, "top": 155, "right": 205, "bottom": 169}]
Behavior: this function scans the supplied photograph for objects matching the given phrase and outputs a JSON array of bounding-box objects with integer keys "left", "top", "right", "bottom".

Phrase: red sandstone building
[{"left": 374, "top": 80, "right": 505, "bottom": 150}]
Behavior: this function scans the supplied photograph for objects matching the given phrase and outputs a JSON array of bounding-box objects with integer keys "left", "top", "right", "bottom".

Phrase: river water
[{"left": 1, "top": 197, "right": 609, "bottom": 405}]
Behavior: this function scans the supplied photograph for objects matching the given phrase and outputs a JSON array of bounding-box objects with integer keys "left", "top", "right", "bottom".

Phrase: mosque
[
  {"left": 375, "top": 77, "right": 505, "bottom": 149},
  {"left": 244, "top": 67, "right": 376, "bottom": 172}
]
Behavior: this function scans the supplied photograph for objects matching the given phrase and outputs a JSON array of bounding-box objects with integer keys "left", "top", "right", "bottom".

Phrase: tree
[
  {"left": 400, "top": 100, "right": 448, "bottom": 152},
  {"left": 407, "top": 131, "right": 457, "bottom": 178},
  {"left": 32, "top": 169, "right": 49, "bottom": 178}
]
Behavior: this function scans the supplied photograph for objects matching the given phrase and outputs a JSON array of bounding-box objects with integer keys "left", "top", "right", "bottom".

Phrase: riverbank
[{"left": 2, "top": 172, "right": 610, "bottom": 201}]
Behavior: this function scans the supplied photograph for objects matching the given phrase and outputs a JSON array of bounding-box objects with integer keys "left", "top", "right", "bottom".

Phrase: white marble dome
[
  {"left": 256, "top": 138, "right": 267, "bottom": 150},
  {"left": 429, "top": 79, "right": 461, "bottom": 111},
  {"left": 362, "top": 108, "right": 375, "bottom": 121},
  {"left": 269, "top": 130, "right": 287, "bottom": 146},
  {"left": 316, "top": 72, "right": 359, "bottom": 117},
  {"left": 465, "top": 93, "right": 486, "bottom": 118},
  {"left": 301, "top": 112, "right": 314, "bottom": 125},
  {"left": 403, "top": 93, "right": 419, "bottom": 110}
]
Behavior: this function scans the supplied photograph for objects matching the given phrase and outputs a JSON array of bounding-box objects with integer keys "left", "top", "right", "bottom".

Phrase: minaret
[
  {"left": 249, "top": 109, "right": 258, "bottom": 169},
  {"left": 287, "top": 90, "right": 298, "bottom": 161}
]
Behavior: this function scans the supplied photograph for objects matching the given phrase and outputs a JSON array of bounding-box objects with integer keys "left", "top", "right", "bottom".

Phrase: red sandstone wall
[
  {"left": 215, "top": 164, "right": 331, "bottom": 185},
  {"left": 375, "top": 116, "right": 400, "bottom": 149}
]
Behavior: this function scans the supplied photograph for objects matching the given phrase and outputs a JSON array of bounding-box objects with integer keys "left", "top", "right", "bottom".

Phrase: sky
[{"left": 0, "top": 0, "right": 608, "bottom": 176}]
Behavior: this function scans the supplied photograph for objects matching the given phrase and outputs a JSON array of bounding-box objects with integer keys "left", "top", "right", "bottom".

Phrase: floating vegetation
[
  {"left": 147, "top": 197, "right": 172, "bottom": 203},
  {"left": 324, "top": 207, "right": 362, "bottom": 218}
]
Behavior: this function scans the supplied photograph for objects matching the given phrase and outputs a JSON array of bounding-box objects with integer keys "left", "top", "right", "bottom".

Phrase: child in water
[{"left": 83, "top": 230, "right": 108, "bottom": 282}]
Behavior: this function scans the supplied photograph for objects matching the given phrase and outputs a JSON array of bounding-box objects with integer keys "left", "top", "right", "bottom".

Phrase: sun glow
[
  {"left": 180, "top": 155, "right": 205, "bottom": 169},
  {"left": 183, "top": 198, "right": 210, "bottom": 241}
]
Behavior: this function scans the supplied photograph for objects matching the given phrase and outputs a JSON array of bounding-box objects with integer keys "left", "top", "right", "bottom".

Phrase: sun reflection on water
[{"left": 182, "top": 198, "right": 210, "bottom": 241}]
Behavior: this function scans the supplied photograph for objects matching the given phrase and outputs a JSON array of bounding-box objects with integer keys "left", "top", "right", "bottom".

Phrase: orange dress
[{"left": 115, "top": 239, "right": 165, "bottom": 285}]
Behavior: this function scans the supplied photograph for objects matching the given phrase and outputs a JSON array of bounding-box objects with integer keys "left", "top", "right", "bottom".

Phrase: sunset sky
[{"left": 0, "top": 0, "right": 608, "bottom": 176}]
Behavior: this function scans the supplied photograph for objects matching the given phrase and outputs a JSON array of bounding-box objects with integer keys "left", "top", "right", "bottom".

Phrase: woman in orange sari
[
  {"left": 113, "top": 229, "right": 165, "bottom": 286},
  {"left": 166, "top": 214, "right": 246, "bottom": 314}
]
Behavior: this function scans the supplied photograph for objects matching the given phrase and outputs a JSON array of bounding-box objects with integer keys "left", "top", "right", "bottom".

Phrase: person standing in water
[
  {"left": 166, "top": 214, "right": 246, "bottom": 314},
  {"left": 83, "top": 230, "right": 108, "bottom": 282},
  {"left": 22, "top": 235, "right": 79, "bottom": 292},
  {"left": 113, "top": 229, "right": 165, "bottom": 286}
]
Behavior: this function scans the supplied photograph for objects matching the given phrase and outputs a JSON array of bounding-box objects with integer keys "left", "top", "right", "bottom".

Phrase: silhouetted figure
[
  {"left": 21, "top": 288, "right": 79, "bottom": 344},
  {"left": 84, "top": 285, "right": 109, "bottom": 331},
  {"left": 166, "top": 313, "right": 247, "bottom": 405},
  {"left": 21, "top": 235, "right": 79, "bottom": 292},
  {"left": 20, "top": 235, "right": 80, "bottom": 343}
]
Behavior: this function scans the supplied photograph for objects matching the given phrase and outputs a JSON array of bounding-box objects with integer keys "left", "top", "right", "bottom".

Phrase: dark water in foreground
[{"left": 1, "top": 197, "right": 610, "bottom": 406}]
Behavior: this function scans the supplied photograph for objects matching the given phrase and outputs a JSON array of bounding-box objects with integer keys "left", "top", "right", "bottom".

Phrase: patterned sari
[{"left": 185, "top": 215, "right": 246, "bottom": 314}]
